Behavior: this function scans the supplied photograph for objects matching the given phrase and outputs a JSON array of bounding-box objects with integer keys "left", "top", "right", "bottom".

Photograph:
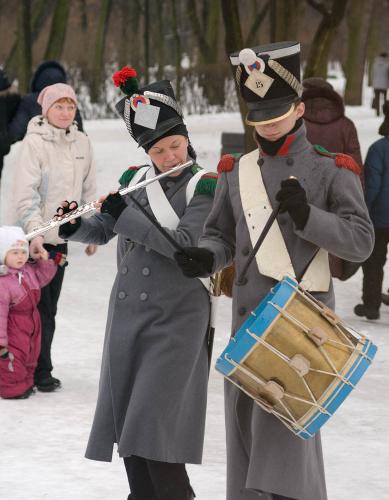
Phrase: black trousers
[
  {"left": 362, "top": 227, "right": 389, "bottom": 310},
  {"left": 34, "top": 243, "right": 67, "bottom": 383},
  {"left": 124, "top": 455, "right": 194, "bottom": 500},
  {"left": 373, "top": 88, "right": 388, "bottom": 116}
]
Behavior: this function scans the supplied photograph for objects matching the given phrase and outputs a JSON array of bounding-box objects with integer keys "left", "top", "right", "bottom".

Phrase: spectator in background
[
  {"left": 8, "top": 60, "right": 83, "bottom": 143},
  {"left": 0, "top": 68, "right": 20, "bottom": 179},
  {"left": 302, "top": 77, "right": 363, "bottom": 167},
  {"left": 371, "top": 52, "right": 389, "bottom": 116},
  {"left": 354, "top": 102, "right": 389, "bottom": 320},
  {"left": 12, "top": 83, "right": 96, "bottom": 392},
  {"left": 302, "top": 76, "right": 363, "bottom": 281}
]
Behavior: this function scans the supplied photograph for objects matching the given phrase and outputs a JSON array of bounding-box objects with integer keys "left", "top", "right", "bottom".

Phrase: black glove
[
  {"left": 101, "top": 192, "right": 127, "bottom": 221},
  {"left": 275, "top": 178, "right": 310, "bottom": 230},
  {"left": 56, "top": 200, "right": 81, "bottom": 237},
  {"left": 174, "top": 247, "right": 214, "bottom": 278},
  {"left": 48, "top": 250, "right": 68, "bottom": 267}
]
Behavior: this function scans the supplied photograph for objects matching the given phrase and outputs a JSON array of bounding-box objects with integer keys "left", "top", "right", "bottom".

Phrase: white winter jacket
[{"left": 13, "top": 116, "right": 96, "bottom": 245}]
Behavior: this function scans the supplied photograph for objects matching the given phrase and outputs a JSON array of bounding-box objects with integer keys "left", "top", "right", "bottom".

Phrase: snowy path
[{"left": 1, "top": 111, "right": 388, "bottom": 499}]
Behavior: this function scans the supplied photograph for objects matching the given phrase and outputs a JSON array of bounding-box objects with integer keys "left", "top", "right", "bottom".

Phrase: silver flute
[{"left": 26, "top": 160, "right": 194, "bottom": 240}]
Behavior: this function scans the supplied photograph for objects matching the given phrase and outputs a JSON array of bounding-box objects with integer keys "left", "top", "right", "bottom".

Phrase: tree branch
[
  {"left": 245, "top": 0, "right": 270, "bottom": 47},
  {"left": 306, "top": 0, "right": 329, "bottom": 16}
]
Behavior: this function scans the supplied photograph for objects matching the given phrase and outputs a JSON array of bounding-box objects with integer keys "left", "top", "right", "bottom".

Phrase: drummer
[
  {"left": 175, "top": 42, "right": 374, "bottom": 500},
  {"left": 57, "top": 67, "right": 218, "bottom": 500}
]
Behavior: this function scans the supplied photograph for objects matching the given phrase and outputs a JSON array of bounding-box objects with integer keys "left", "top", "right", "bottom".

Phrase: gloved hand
[
  {"left": 0, "top": 347, "right": 14, "bottom": 372},
  {"left": 174, "top": 247, "right": 214, "bottom": 278},
  {"left": 275, "top": 178, "right": 310, "bottom": 230},
  {"left": 56, "top": 200, "right": 81, "bottom": 237},
  {"left": 48, "top": 250, "right": 68, "bottom": 267},
  {"left": 101, "top": 192, "right": 127, "bottom": 221}
]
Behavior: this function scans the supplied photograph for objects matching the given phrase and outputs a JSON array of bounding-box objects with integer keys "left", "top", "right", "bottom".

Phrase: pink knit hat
[{"left": 37, "top": 83, "right": 77, "bottom": 116}]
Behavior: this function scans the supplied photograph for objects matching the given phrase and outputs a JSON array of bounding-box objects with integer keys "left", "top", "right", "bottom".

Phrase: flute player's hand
[
  {"left": 56, "top": 200, "right": 81, "bottom": 237},
  {"left": 99, "top": 192, "right": 128, "bottom": 221}
]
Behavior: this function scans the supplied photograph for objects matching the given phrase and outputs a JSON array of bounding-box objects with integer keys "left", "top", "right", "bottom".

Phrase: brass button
[{"left": 118, "top": 291, "right": 126, "bottom": 299}]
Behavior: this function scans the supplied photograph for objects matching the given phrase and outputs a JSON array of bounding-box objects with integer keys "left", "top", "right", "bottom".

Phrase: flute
[{"left": 25, "top": 160, "right": 193, "bottom": 241}]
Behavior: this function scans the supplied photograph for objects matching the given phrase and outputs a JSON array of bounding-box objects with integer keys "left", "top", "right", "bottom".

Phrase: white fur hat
[{"left": 0, "top": 226, "right": 29, "bottom": 264}]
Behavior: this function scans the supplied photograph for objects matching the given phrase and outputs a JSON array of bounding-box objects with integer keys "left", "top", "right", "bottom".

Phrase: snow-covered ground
[{"left": 1, "top": 101, "right": 389, "bottom": 500}]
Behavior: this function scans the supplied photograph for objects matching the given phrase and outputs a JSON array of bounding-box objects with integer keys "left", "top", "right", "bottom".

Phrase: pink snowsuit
[{"left": 0, "top": 260, "right": 57, "bottom": 398}]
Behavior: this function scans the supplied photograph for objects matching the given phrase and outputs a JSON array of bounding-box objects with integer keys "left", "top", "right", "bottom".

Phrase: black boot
[
  {"left": 382, "top": 293, "right": 389, "bottom": 306},
  {"left": 35, "top": 375, "right": 62, "bottom": 392},
  {"left": 354, "top": 304, "right": 380, "bottom": 320}
]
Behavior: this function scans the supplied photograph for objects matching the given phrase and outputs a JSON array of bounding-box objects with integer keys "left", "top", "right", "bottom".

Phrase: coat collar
[
  {"left": 26, "top": 115, "right": 78, "bottom": 143},
  {"left": 258, "top": 122, "right": 311, "bottom": 157}
]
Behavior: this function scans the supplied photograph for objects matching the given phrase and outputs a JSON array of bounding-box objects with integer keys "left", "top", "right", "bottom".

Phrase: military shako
[
  {"left": 230, "top": 41, "right": 303, "bottom": 125},
  {"left": 113, "top": 66, "right": 187, "bottom": 151}
]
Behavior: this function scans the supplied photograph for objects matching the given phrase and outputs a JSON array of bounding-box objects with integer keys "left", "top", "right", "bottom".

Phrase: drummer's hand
[
  {"left": 29, "top": 236, "right": 48, "bottom": 260},
  {"left": 85, "top": 244, "right": 98, "bottom": 256},
  {"left": 56, "top": 200, "right": 81, "bottom": 237},
  {"left": 100, "top": 191, "right": 128, "bottom": 221},
  {"left": 174, "top": 247, "right": 214, "bottom": 278},
  {"left": 275, "top": 178, "right": 310, "bottom": 230}
]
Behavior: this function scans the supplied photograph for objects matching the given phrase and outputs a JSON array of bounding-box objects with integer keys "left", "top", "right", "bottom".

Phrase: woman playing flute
[{"left": 57, "top": 67, "right": 217, "bottom": 500}]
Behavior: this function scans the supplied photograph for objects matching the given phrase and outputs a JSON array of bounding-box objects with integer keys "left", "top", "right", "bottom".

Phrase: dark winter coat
[
  {"left": 302, "top": 84, "right": 363, "bottom": 167},
  {"left": 61, "top": 165, "right": 215, "bottom": 464},
  {"left": 0, "top": 89, "right": 20, "bottom": 175},
  {"left": 364, "top": 136, "right": 389, "bottom": 227},
  {"left": 0, "top": 260, "right": 57, "bottom": 398},
  {"left": 8, "top": 61, "right": 83, "bottom": 143}
]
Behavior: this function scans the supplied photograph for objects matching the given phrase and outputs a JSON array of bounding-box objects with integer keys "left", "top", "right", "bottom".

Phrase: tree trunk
[
  {"left": 119, "top": 0, "right": 130, "bottom": 68},
  {"left": 143, "top": 0, "right": 150, "bottom": 84},
  {"left": 5, "top": 0, "right": 49, "bottom": 80},
  {"left": 171, "top": 0, "right": 181, "bottom": 100},
  {"left": 344, "top": 0, "right": 376, "bottom": 105},
  {"left": 90, "top": 0, "right": 112, "bottom": 102},
  {"left": 17, "top": 0, "right": 32, "bottom": 94},
  {"left": 44, "top": 0, "right": 71, "bottom": 60},
  {"left": 156, "top": 0, "right": 165, "bottom": 80},
  {"left": 304, "top": 0, "right": 348, "bottom": 79},
  {"left": 220, "top": 0, "right": 256, "bottom": 153}
]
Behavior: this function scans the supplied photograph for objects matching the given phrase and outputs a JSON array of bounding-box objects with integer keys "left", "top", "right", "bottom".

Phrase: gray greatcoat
[
  {"left": 63, "top": 166, "right": 213, "bottom": 464},
  {"left": 199, "top": 125, "right": 374, "bottom": 500}
]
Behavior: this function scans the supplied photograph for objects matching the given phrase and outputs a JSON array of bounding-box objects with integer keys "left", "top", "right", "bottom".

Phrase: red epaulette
[
  {"left": 217, "top": 154, "right": 239, "bottom": 173},
  {"left": 334, "top": 153, "right": 361, "bottom": 176},
  {"left": 314, "top": 145, "right": 361, "bottom": 176}
]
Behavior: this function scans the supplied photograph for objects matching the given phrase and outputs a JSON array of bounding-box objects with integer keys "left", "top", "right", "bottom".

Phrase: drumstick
[{"left": 236, "top": 176, "right": 297, "bottom": 286}]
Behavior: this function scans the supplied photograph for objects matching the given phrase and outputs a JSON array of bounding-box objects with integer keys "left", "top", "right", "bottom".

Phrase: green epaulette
[
  {"left": 314, "top": 145, "right": 361, "bottom": 176},
  {"left": 118, "top": 166, "right": 142, "bottom": 186},
  {"left": 192, "top": 164, "right": 218, "bottom": 197}
]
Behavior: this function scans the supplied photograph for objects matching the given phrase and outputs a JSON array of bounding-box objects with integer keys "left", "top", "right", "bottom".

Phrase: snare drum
[{"left": 216, "top": 276, "right": 377, "bottom": 439}]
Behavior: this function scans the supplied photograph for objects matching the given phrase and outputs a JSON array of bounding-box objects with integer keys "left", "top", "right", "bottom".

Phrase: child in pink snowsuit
[{"left": 0, "top": 226, "right": 64, "bottom": 399}]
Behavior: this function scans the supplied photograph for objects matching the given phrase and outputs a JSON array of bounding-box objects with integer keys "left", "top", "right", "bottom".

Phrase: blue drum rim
[
  {"left": 216, "top": 276, "right": 297, "bottom": 375},
  {"left": 296, "top": 339, "right": 377, "bottom": 439}
]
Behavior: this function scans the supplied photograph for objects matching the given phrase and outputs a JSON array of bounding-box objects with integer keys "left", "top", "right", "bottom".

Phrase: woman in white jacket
[{"left": 13, "top": 83, "right": 97, "bottom": 392}]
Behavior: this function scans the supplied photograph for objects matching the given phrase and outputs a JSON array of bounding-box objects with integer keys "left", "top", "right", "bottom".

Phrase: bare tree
[
  {"left": 304, "top": 0, "right": 348, "bottom": 79},
  {"left": 17, "top": 0, "right": 32, "bottom": 94},
  {"left": 5, "top": 0, "right": 50, "bottom": 80},
  {"left": 344, "top": 0, "right": 376, "bottom": 105},
  {"left": 220, "top": 0, "right": 256, "bottom": 152},
  {"left": 90, "top": 0, "right": 112, "bottom": 102},
  {"left": 269, "top": 0, "right": 305, "bottom": 43},
  {"left": 44, "top": 0, "right": 71, "bottom": 60},
  {"left": 171, "top": 0, "right": 182, "bottom": 99}
]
